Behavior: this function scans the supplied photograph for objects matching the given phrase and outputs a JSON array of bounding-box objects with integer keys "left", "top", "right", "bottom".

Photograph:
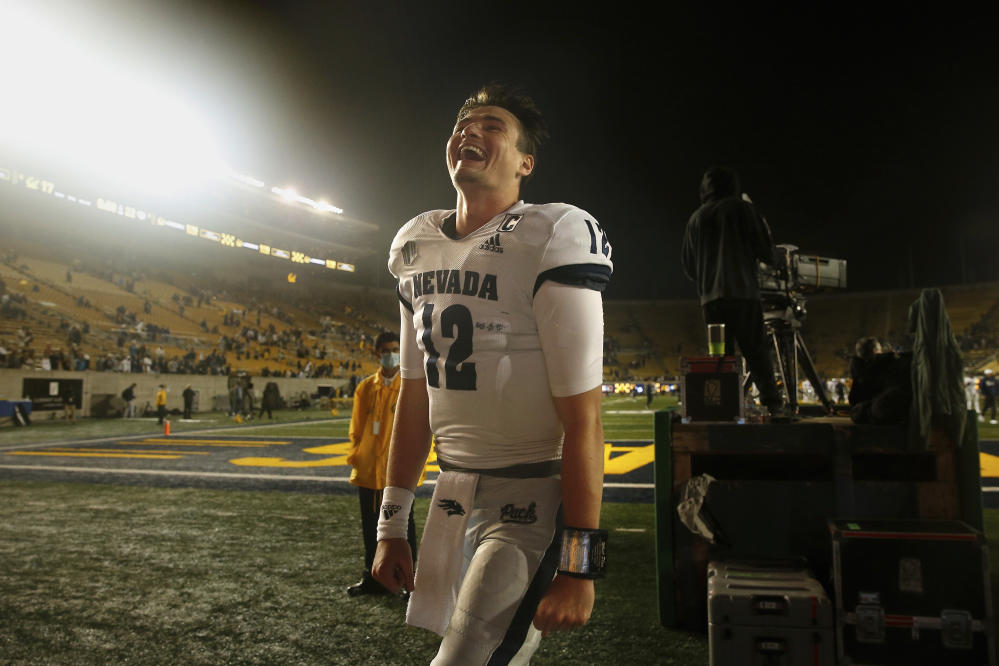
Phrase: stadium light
[
  {"left": 269, "top": 185, "right": 344, "bottom": 215},
  {"left": 0, "top": 5, "right": 228, "bottom": 196},
  {"left": 275, "top": 186, "right": 299, "bottom": 201},
  {"left": 0, "top": 4, "right": 367, "bottom": 268}
]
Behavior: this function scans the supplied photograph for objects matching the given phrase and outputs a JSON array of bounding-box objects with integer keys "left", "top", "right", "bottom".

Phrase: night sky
[{"left": 12, "top": 3, "right": 999, "bottom": 298}]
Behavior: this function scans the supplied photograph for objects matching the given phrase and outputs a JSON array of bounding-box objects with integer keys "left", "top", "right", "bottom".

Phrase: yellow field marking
[
  {"left": 44, "top": 448, "right": 211, "bottom": 456},
  {"left": 229, "top": 442, "right": 351, "bottom": 468},
  {"left": 980, "top": 452, "right": 999, "bottom": 478},
  {"left": 229, "top": 442, "right": 443, "bottom": 470},
  {"left": 6, "top": 451, "right": 183, "bottom": 460},
  {"left": 603, "top": 443, "right": 655, "bottom": 475},
  {"left": 227, "top": 439, "right": 658, "bottom": 474},
  {"left": 303, "top": 442, "right": 352, "bottom": 455},
  {"left": 136, "top": 439, "right": 288, "bottom": 448},
  {"left": 142, "top": 437, "right": 291, "bottom": 446},
  {"left": 229, "top": 456, "right": 350, "bottom": 468},
  {"left": 141, "top": 438, "right": 290, "bottom": 445}
]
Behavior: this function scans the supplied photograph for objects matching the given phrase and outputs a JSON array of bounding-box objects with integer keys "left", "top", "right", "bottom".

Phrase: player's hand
[
  {"left": 372, "top": 538, "right": 414, "bottom": 594},
  {"left": 532, "top": 574, "right": 594, "bottom": 637}
]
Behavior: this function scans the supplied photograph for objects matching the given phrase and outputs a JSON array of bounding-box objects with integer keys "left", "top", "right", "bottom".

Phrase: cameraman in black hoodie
[{"left": 681, "top": 166, "right": 785, "bottom": 415}]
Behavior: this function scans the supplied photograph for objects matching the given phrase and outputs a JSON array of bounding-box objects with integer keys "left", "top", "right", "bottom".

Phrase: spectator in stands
[
  {"left": 18, "top": 327, "right": 33, "bottom": 347},
  {"left": 155, "top": 384, "right": 168, "bottom": 425},
  {"left": 345, "top": 330, "right": 419, "bottom": 597},
  {"left": 981, "top": 369, "right": 998, "bottom": 425},
  {"left": 122, "top": 383, "right": 137, "bottom": 418},
  {"left": 848, "top": 336, "right": 912, "bottom": 426}
]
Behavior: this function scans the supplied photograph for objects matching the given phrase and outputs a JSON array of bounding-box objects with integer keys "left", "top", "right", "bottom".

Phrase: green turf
[
  {"left": 1, "top": 396, "right": 998, "bottom": 664},
  {"left": 0, "top": 483, "right": 703, "bottom": 665}
]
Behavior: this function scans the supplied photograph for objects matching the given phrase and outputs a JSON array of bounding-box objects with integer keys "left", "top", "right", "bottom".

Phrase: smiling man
[{"left": 373, "top": 84, "right": 613, "bottom": 664}]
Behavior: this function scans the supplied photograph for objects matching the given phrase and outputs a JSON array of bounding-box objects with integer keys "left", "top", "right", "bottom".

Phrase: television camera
[{"left": 757, "top": 244, "right": 847, "bottom": 414}]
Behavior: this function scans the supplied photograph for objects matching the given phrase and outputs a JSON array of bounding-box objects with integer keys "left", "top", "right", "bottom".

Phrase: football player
[{"left": 373, "top": 83, "right": 612, "bottom": 664}]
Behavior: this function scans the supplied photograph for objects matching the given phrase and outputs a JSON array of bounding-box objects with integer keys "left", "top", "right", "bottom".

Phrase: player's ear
[{"left": 518, "top": 153, "right": 535, "bottom": 178}]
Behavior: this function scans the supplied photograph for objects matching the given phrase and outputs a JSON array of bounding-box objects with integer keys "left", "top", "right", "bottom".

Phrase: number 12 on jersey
[
  {"left": 420, "top": 303, "right": 477, "bottom": 390},
  {"left": 584, "top": 219, "right": 611, "bottom": 257}
]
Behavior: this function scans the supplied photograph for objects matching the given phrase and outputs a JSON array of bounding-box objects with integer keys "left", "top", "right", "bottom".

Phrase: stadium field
[{"left": 1, "top": 396, "right": 998, "bottom": 664}]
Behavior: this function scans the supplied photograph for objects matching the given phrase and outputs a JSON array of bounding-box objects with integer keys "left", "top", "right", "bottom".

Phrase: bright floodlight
[{"left": 0, "top": 5, "right": 228, "bottom": 196}]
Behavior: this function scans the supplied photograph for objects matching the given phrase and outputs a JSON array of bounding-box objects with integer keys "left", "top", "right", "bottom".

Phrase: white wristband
[{"left": 376, "top": 486, "right": 415, "bottom": 541}]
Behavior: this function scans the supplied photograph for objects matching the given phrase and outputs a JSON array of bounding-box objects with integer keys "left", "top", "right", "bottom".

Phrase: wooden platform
[{"left": 653, "top": 412, "right": 986, "bottom": 630}]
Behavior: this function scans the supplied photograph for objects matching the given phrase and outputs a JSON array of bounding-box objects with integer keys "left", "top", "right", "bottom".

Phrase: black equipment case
[
  {"left": 829, "top": 519, "right": 996, "bottom": 665},
  {"left": 680, "top": 356, "right": 744, "bottom": 422}
]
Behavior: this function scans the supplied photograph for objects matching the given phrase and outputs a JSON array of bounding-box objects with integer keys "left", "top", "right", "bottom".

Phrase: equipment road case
[
  {"left": 829, "top": 519, "right": 996, "bottom": 665},
  {"left": 708, "top": 560, "right": 835, "bottom": 665},
  {"left": 680, "top": 356, "right": 745, "bottom": 422}
]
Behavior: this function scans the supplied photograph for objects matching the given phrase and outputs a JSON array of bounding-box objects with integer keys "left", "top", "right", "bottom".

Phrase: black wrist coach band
[{"left": 557, "top": 526, "right": 608, "bottom": 579}]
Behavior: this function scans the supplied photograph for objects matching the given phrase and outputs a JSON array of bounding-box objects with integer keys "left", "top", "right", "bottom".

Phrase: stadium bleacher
[
  {"left": 0, "top": 237, "right": 399, "bottom": 383},
  {"left": 6, "top": 235, "right": 999, "bottom": 390}
]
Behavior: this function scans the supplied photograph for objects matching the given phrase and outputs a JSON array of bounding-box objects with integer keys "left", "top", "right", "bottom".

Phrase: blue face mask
[{"left": 381, "top": 352, "right": 400, "bottom": 369}]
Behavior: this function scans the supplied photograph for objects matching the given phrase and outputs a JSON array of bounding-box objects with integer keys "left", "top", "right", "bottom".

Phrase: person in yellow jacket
[
  {"left": 346, "top": 331, "right": 421, "bottom": 597},
  {"left": 155, "top": 384, "right": 168, "bottom": 425}
]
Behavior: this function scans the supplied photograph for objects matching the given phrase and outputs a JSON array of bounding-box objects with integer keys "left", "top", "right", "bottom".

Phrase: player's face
[{"left": 446, "top": 105, "right": 534, "bottom": 192}]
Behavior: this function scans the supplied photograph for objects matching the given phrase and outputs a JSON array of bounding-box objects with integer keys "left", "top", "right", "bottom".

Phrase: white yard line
[
  {"left": 0, "top": 464, "right": 354, "bottom": 483},
  {"left": 209, "top": 418, "right": 346, "bottom": 436},
  {"left": 0, "top": 418, "right": 348, "bottom": 451}
]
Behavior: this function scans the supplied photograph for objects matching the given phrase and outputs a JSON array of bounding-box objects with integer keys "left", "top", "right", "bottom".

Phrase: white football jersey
[{"left": 388, "top": 201, "right": 613, "bottom": 470}]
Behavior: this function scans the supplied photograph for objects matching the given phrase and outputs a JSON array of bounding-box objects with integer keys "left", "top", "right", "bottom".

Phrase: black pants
[
  {"left": 157, "top": 405, "right": 166, "bottom": 424},
  {"left": 703, "top": 298, "right": 782, "bottom": 408},
  {"left": 358, "top": 486, "right": 418, "bottom": 574},
  {"left": 183, "top": 400, "right": 193, "bottom": 420},
  {"left": 985, "top": 395, "right": 998, "bottom": 420}
]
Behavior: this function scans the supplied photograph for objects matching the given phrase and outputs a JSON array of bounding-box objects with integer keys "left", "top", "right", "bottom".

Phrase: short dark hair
[
  {"left": 457, "top": 84, "right": 548, "bottom": 176},
  {"left": 699, "top": 166, "right": 741, "bottom": 203},
  {"left": 374, "top": 331, "right": 399, "bottom": 351}
]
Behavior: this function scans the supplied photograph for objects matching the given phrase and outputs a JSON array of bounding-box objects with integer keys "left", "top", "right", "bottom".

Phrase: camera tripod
[{"left": 760, "top": 297, "right": 835, "bottom": 415}]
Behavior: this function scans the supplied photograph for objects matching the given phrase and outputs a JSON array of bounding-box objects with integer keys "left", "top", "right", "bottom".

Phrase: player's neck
[{"left": 454, "top": 190, "right": 519, "bottom": 237}]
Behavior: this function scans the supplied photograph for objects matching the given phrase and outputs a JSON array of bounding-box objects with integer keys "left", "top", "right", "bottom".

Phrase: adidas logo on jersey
[
  {"left": 500, "top": 502, "right": 537, "bottom": 524},
  {"left": 381, "top": 503, "right": 402, "bottom": 520},
  {"left": 479, "top": 233, "right": 503, "bottom": 253}
]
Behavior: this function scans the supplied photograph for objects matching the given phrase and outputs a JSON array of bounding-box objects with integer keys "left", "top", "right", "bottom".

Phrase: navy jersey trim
[
  {"left": 397, "top": 284, "right": 414, "bottom": 313},
  {"left": 533, "top": 263, "right": 611, "bottom": 296},
  {"left": 486, "top": 506, "right": 564, "bottom": 665}
]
